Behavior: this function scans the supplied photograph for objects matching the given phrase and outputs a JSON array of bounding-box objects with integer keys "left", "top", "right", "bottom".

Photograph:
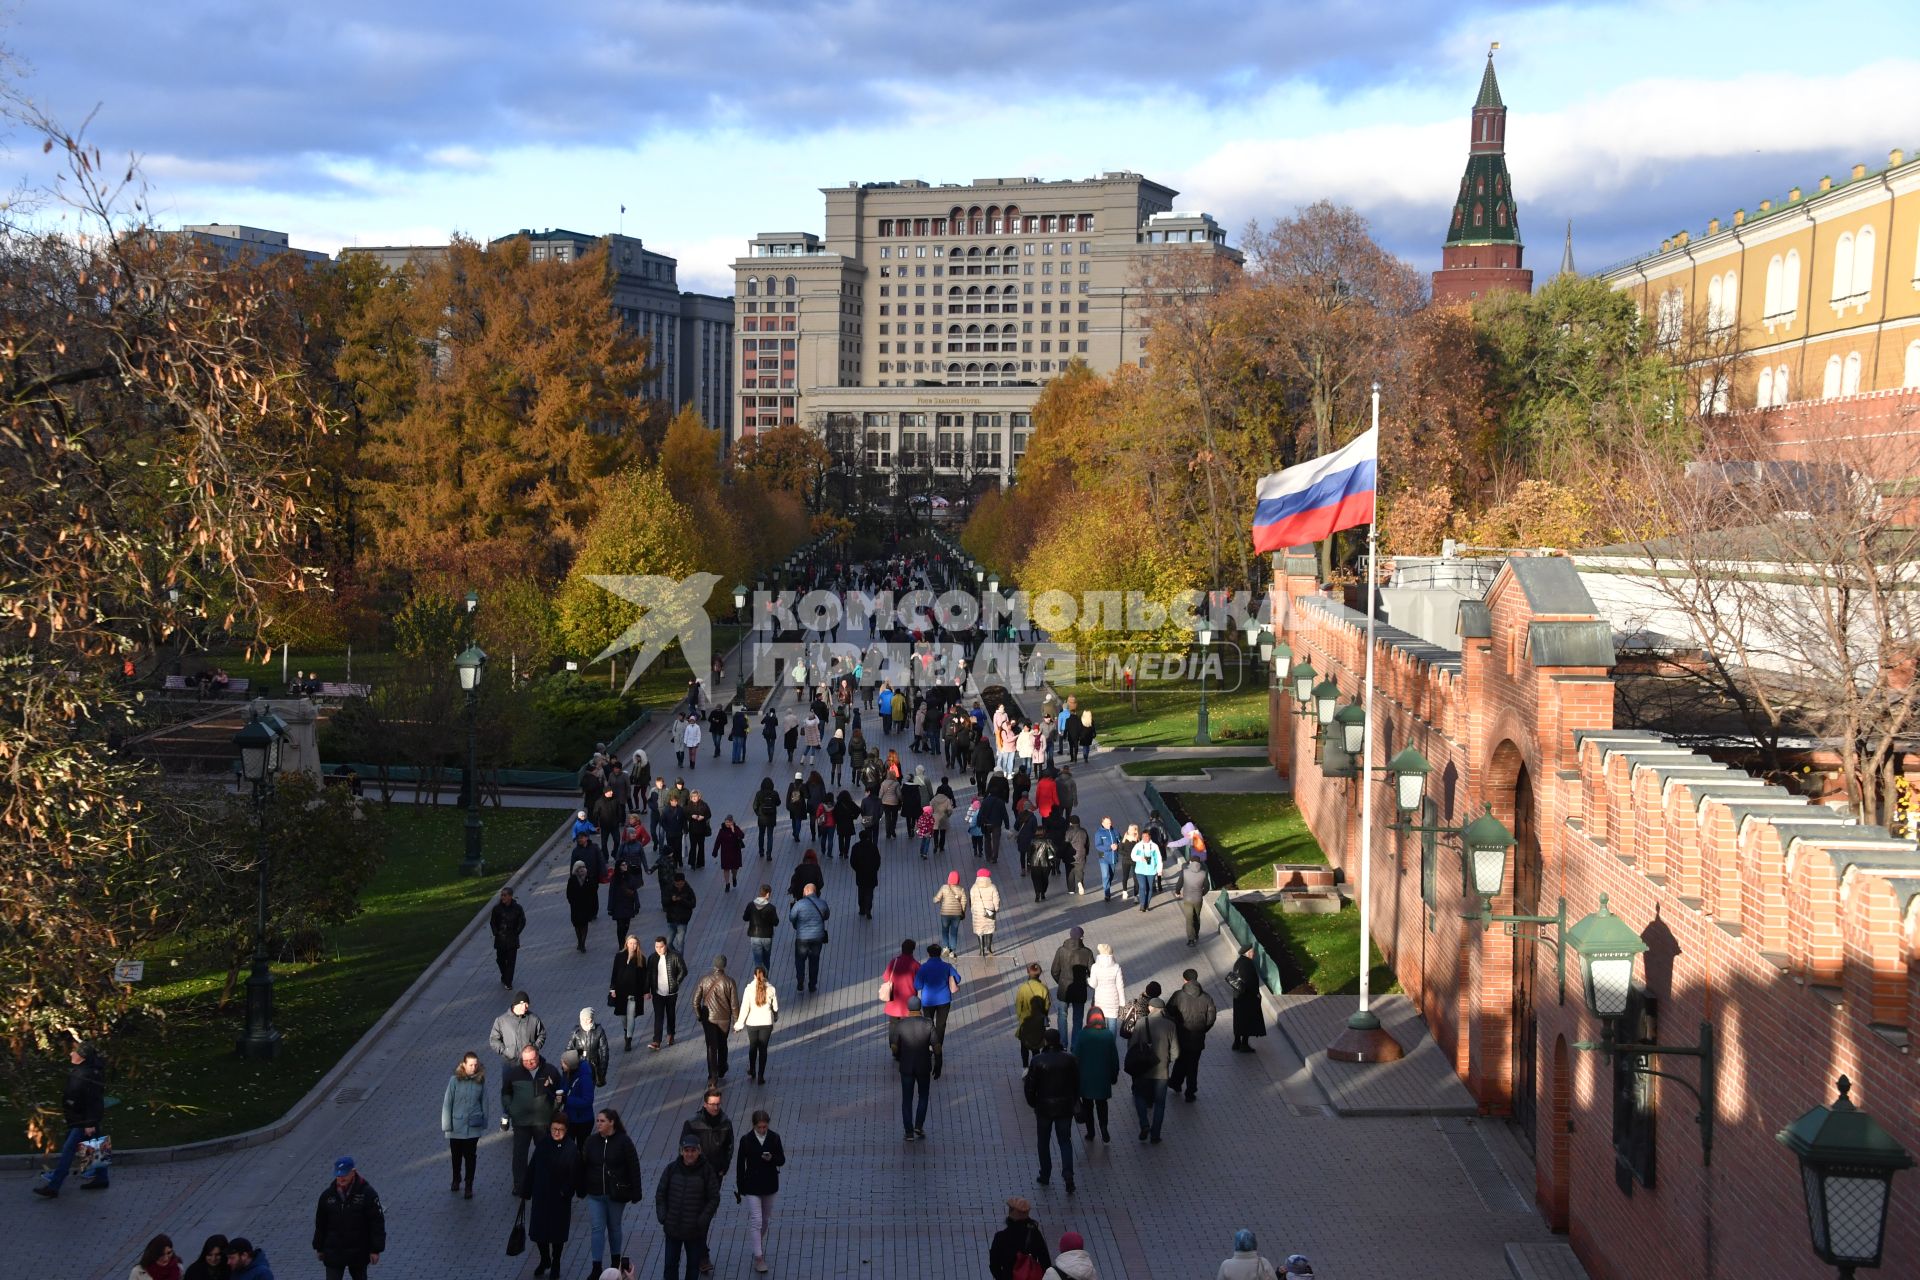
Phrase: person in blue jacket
[
  {"left": 225, "top": 1238, "right": 275, "bottom": 1280},
  {"left": 1093, "top": 817, "right": 1121, "bottom": 902},
  {"left": 912, "top": 943, "right": 961, "bottom": 1079},
  {"left": 560, "top": 1049, "right": 596, "bottom": 1145}
]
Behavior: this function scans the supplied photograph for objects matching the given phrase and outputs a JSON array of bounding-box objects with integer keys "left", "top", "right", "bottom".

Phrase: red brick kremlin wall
[{"left": 1270, "top": 551, "right": 1920, "bottom": 1280}]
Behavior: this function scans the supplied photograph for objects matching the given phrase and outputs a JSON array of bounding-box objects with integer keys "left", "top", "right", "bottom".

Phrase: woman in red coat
[
  {"left": 1034, "top": 772, "right": 1059, "bottom": 820},
  {"left": 880, "top": 939, "right": 921, "bottom": 1058},
  {"left": 715, "top": 816, "right": 746, "bottom": 893}
]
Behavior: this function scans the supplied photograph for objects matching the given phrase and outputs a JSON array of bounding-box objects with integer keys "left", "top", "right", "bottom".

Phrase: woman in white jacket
[
  {"left": 1215, "top": 1229, "right": 1282, "bottom": 1280},
  {"left": 1087, "top": 942, "right": 1125, "bottom": 1023},
  {"left": 733, "top": 966, "right": 780, "bottom": 1085}
]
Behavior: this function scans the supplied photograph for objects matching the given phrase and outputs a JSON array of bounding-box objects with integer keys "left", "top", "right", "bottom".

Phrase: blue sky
[{"left": 7, "top": 1, "right": 1917, "bottom": 295}]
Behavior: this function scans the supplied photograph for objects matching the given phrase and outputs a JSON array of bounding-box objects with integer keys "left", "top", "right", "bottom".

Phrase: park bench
[
  {"left": 160, "top": 674, "right": 251, "bottom": 697},
  {"left": 317, "top": 681, "right": 371, "bottom": 699}
]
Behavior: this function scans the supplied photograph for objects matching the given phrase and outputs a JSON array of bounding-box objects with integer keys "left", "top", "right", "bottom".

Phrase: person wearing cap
[
  {"left": 1043, "top": 1230, "right": 1098, "bottom": 1280},
  {"left": 970, "top": 866, "right": 1002, "bottom": 956},
  {"left": 1049, "top": 927, "right": 1094, "bottom": 1049},
  {"left": 1215, "top": 1228, "right": 1283, "bottom": 1279},
  {"left": 489, "top": 992, "right": 546, "bottom": 1068},
  {"left": 932, "top": 868, "right": 968, "bottom": 953},
  {"left": 911, "top": 943, "right": 960, "bottom": 1078},
  {"left": 987, "top": 1197, "right": 1050, "bottom": 1280},
  {"left": 225, "top": 1236, "right": 274, "bottom": 1280},
  {"left": 489, "top": 887, "right": 527, "bottom": 989},
  {"left": 1282, "top": 1254, "right": 1313, "bottom": 1276},
  {"left": 654, "top": 1130, "right": 721, "bottom": 1280},
  {"left": 312, "top": 1156, "right": 384, "bottom": 1280}
]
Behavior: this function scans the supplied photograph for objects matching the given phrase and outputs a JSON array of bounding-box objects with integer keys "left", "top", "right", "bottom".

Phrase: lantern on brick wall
[
  {"left": 1271, "top": 640, "right": 1293, "bottom": 684},
  {"left": 1334, "top": 702, "right": 1367, "bottom": 756},
  {"left": 1565, "top": 894, "right": 1646, "bottom": 1019},
  {"left": 1387, "top": 746, "right": 1432, "bottom": 815},
  {"left": 1312, "top": 678, "right": 1340, "bottom": 729},
  {"left": 1461, "top": 807, "right": 1517, "bottom": 901},
  {"left": 1778, "top": 1076, "right": 1914, "bottom": 1275},
  {"left": 1290, "top": 659, "right": 1316, "bottom": 708}
]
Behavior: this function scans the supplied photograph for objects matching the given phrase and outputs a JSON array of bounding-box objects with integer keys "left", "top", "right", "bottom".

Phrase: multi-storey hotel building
[{"left": 732, "top": 173, "right": 1239, "bottom": 488}]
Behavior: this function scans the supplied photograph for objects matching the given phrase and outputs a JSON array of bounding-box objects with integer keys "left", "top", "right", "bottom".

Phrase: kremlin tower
[{"left": 1431, "top": 51, "right": 1533, "bottom": 304}]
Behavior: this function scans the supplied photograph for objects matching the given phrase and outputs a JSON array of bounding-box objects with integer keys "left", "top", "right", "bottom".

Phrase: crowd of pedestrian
[{"left": 55, "top": 543, "right": 1310, "bottom": 1280}]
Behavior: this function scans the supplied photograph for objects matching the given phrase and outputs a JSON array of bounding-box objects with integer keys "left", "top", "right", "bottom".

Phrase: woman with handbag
[
  {"left": 609, "top": 935, "right": 647, "bottom": 1052},
  {"left": 524, "top": 1116, "right": 579, "bottom": 1278},
  {"left": 1227, "top": 944, "right": 1267, "bottom": 1053},
  {"left": 440, "top": 1052, "right": 487, "bottom": 1198},
  {"left": 880, "top": 939, "right": 920, "bottom": 1057},
  {"left": 733, "top": 966, "right": 780, "bottom": 1084},
  {"left": 735, "top": 1109, "right": 786, "bottom": 1274}
]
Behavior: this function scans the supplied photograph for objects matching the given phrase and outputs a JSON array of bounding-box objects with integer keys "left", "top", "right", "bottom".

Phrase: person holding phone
[{"left": 734, "top": 1109, "right": 785, "bottom": 1274}]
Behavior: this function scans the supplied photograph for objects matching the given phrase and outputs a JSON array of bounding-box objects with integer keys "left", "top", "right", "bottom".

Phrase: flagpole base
[{"left": 1327, "top": 1009, "right": 1405, "bottom": 1063}]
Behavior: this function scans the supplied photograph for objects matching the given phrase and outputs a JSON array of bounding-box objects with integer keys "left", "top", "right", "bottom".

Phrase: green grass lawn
[
  {"left": 1058, "top": 679, "right": 1269, "bottom": 748},
  {"left": 5, "top": 805, "right": 561, "bottom": 1153},
  {"left": 1165, "top": 792, "right": 1325, "bottom": 885},
  {"left": 1242, "top": 900, "right": 1399, "bottom": 997},
  {"left": 1120, "top": 753, "right": 1274, "bottom": 777}
]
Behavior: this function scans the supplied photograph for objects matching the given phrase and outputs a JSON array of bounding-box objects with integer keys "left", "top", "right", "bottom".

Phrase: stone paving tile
[{"left": 19, "top": 657, "right": 1559, "bottom": 1279}]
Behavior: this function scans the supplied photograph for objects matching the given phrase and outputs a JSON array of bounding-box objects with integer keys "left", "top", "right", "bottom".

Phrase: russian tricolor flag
[{"left": 1250, "top": 427, "right": 1378, "bottom": 554}]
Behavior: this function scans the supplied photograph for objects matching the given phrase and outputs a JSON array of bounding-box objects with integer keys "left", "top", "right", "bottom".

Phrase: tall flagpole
[{"left": 1329, "top": 381, "right": 1402, "bottom": 1062}]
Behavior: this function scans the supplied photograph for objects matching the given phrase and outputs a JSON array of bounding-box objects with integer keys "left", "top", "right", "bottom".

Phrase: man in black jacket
[
  {"left": 849, "top": 830, "right": 882, "bottom": 918},
  {"left": 489, "top": 888, "right": 526, "bottom": 989},
  {"left": 685, "top": 1088, "right": 737, "bottom": 1192},
  {"left": 895, "top": 996, "right": 935, "bottom": 1141},
  {"left": 663, "top": 873, "right": 698, "bottom": 957},
  {"left": 1049, "top": 926, "right": 1094, "bottom": 1050},
  {"left": 1022, "top": 1029, "right": 1081, "bottom": 1193},
  {"left": 987, "top": 1197, "right": 1050, "bottom": 1280},
  {"left": 1165, "top": 968, "right": 1218, "bottom": 1103},
  {"left": 655, "top": 1131, "right": 721, "bottom": 1279},
  {"left": 313, "top": 1156, "right": 385, "bottom": 1280},
  {"left": 33, "top": 1039, "right": 107, "bottom": 1197},
  {"left": 643, "top": 936, "right": 689, "bottom": 1051}
]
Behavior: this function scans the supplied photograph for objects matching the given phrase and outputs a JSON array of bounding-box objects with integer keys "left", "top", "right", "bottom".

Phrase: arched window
[
  {"left": 1755, "top": 365, "right": 1773, "bottom": 408},
  {"left": 1004, "top": 205, "right": 1019, "bottom": 232},
  {"left": 1474, "top": 203, "right": 1484, "bottom": 227},
  {"left": 946, "top": 324, "right": 960, "bottom": 337},
  {"left": 1831, "top": 232, "right": 1855, "bottom": 303},
  {"left": 1721, "top": 271, "right": 1737, "bottom": 326},
  {"left": 1764, "top": 255, "right": 1783, "bottom": 318},
  {"left": 1783, "top": 249, "right": 1801, "bottom": 314},
  {"left": 1905, "top": 340, "right": 1920, "bottom": 389},
  {"left": 746, "top": 277, "right": 758, "bottom": 297},
  {"left": 1841, "top": 351, "right": 1862, "bottom": 395},
  {"left": 1774, "top": 364, "right": 1790, "bottom": 406},
  {"left": 1851, "top": 225, "right": 1875, "bottom": 302},
  {"left": 785, "top": 276, "right": 797, "bottom": 296},
  {"left": 1822, "top": 355, "right": 1843, "bottom": 399},
  {"left": 1707, "top": 276, "right": 1724, "bottom": 329},
  {"left": 950, "top": 206, "right": 964, "bottom": 228}
]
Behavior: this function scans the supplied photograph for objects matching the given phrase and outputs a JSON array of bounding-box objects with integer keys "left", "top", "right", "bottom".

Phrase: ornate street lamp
[
  {"left": 1290, "top": 658, "right": 1317, "bottom": 712},
  {"left": 233, "top": 712, "right": 288, "bottom": 1059},
  {"left": 1387, "top": 745, "right": 1432, "bottom": 815},
  {"left": 455, "top": 644, "right": 488, "bottom": 876},
  {"left": 1778, "top": 1076, "right": 1914, "bottom": 1277},
  {"left": 1569, "top": 894, "right": 1717, "bottom": 1164},
  {"left": 464, "top": 589, "right": 478, "bottom": 615},
  {"left": 1334, "top": 702, "right": 1367, "bottom": 756},
  {"left": 1311, "top": 678, "right": 1340, "bottom": 735},
  {"left": 1190, "top": 624, "right": 1214, "bottom": 746},
  {"left": 1271, "top": 639, "right": 1293, "bottom": 686}
]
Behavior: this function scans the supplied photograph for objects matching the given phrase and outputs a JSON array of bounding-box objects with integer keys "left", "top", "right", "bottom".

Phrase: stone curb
[{"left": 3, "top": 680, "right": 686, "bottom": 1171}]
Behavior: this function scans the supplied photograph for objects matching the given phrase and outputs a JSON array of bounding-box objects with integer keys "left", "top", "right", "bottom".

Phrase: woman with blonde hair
[
  {"left": 1088, "top": 942, "right": 1126, "bottom": 1027},
  {"left": 608, "top": 933, "right": 646, "bottom": 1051},
  {"left": 440, "top": 1051, "right": 487, "bottom": 1198},
  {"left": 733, "top": 965, "right": 780, "bottom": 1084}
]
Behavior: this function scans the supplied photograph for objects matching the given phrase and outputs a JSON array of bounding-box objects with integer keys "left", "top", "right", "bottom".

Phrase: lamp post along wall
[
  {"left": 234, "top": 713, "right": 287, "bottom": 1060},
  {"left": 456, "top": 644, "right": 488, "bottom": 877}
]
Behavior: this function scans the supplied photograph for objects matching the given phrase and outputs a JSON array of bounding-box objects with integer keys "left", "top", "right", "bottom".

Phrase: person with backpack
[
  {"left": 965, "top": 794, "right": 985, "bottom": 860},
  {"left": 1014, "top": 963, "right": 1050, "bottom": 1069},
  {"left": 911, "top": 943, "right": 961, "bottom": 1078},
  {"left": 1026, "top": 826, "right": 1056, "bottom": 903},
  {"left": 1049, "top": 926, "right": 1093, "bottom": 1048},
  {"left": 1121, "top": 993, "right": 1178, "bottom": 1143},
  {"left": 748, "top": 779, "right": 778, "bottom": 862},
  {"left": 827, "top": 728, "right": 846, "bottom": 786},
  {"left": 760, "top": 707, "right": 779, "bottom": 763},
  {"left": 787, "top": 883, "right": 830, "bottom": 994},
  {"left": 987, "top": 1197, "right": 1051, "bottom": 1280},
  {"left": 783, "top": 773, "right": 808, "bottom": 846},
  {"left": 1165, "top": 968, "right": 1219, "bottom": 1103}
]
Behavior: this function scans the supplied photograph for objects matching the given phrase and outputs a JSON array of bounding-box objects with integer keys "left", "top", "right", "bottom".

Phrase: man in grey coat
[
  {"left": 1123, "top": 996, "right": 1180, "bottom": 1144},
  {"left": 487, "top": 992, "right": 546, "bottom": 1068},
  {"left": 1176, "top": 858, "right": 1211, "bottom": 946}
]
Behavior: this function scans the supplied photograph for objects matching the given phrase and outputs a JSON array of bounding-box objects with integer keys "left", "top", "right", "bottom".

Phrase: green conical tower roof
[{"left": 1475, "top": 56, "right": 1503, "bottom": 109}]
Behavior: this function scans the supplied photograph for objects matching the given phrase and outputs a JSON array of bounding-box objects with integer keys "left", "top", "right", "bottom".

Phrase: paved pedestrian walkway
[{"left": 20, "top": 646, "right": 1560, "bottom": 1279}]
